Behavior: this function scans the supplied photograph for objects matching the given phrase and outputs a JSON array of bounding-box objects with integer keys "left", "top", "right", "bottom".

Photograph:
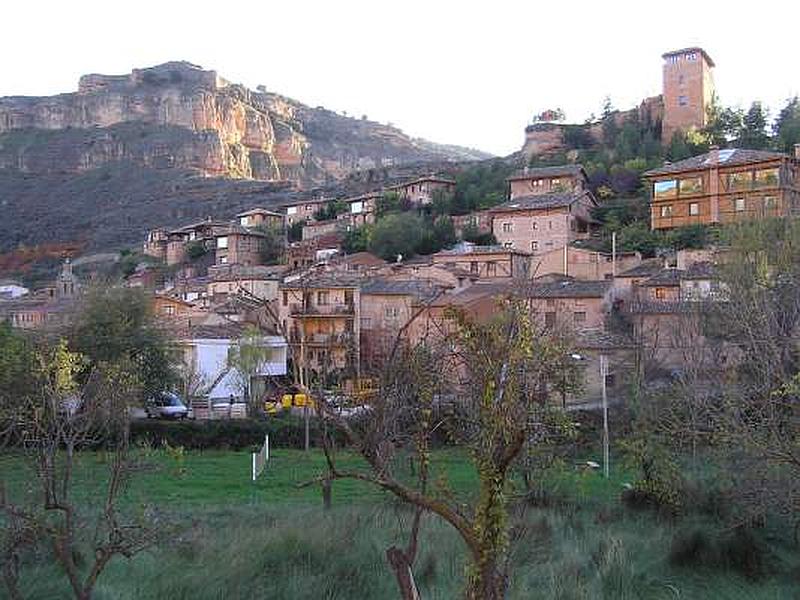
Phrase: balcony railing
[{"left": 289, "top": 302, "right": 355, "bottom": 317}]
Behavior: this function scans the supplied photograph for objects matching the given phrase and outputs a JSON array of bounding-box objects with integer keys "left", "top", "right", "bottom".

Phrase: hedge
[{"left": 130, "top": 416, "right": 342, "bottom": 451}]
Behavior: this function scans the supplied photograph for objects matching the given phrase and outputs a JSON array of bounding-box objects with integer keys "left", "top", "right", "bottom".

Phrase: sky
[{"left": 2, "top": 0, "right": 798, "bottom": 157}]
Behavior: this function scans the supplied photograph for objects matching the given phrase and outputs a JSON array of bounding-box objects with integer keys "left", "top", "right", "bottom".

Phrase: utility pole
[
  {"left": 600, "top": 354, "right": 609, "bottom": 479},
  {"left": 612, "top": 231, "right": 617, "bottom": 279}
]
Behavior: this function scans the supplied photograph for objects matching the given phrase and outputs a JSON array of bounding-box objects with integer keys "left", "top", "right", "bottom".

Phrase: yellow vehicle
[{"left": 264, "top": 393, "right": 316, "bottom": 415}]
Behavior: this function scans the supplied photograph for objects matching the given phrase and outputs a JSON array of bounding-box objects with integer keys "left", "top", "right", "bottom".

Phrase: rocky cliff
[{"left": 0, "top": 61, "right": 489, "bottom": 187}]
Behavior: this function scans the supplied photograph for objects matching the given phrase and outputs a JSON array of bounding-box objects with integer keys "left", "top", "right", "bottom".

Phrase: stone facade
[{"left": 661, "top": 47, "right": 715, "bottom": 144}]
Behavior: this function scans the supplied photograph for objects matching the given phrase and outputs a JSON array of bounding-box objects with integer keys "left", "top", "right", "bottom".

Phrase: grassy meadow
[{"left": 1, "top": 447, "right": 799, "bottom": 599}]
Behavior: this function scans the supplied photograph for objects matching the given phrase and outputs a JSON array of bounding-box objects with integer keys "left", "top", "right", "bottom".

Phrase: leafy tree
[
  {"left": 601, "top": 96, "right": 619, "bottom": 146},
  {"left": 702, "top": 95, "right": 743, "bottom": 146},
  {"left": 773, "top": 96, "right": 800, "bottom": 153},
  {"left": 69, "top": 286, "right": 176, "bottom": 395},
  {"left": 0, "top": 322, "right": 37, "bottom": 404},
  {"left": 342, "top": 225, "right": 370, "bottom": 254},
  {"left": 227, "top": 324, "right": 273, "bottom": 406},
  {"left": 737, "top": 102, "right": 770, "bottom": 149},
  {"left": 287, "top": 221, "right": 305, "bottom": 243},
  {"left": 185, "top": 241, "right": 208, "bottom": 261},
  {"left": 375, "top": 191, "right": 412, "bottom": 219},
  {"left": 667, "top": 131, "right": 693, "bottom": 161},
  {"left": 313, "top": 200, "right": 347, "bottom": 222},
  {"left": 417, "top": 216, "right": 456, "bottom": 255},
  {"left": 461, "top": 224, "right": 497, "bottom": 246},
  {"left": 254, "top": 225, "right": 285, "bottom": 265},
  {"left": 368, "top": 213, "right": 423, "bottom": 261}
]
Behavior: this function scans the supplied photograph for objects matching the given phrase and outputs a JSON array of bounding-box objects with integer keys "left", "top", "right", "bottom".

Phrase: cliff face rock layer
[{"left": 0, "top": 61, "right": 488, "bottom": 187}]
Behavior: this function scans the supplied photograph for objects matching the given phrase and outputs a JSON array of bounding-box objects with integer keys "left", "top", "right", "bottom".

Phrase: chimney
[
  {"left": 794, "top": 143, "right": 800, "bottom": 160},
  {"left": 709, "top": 145, "right": 720, "bottom": 165}
]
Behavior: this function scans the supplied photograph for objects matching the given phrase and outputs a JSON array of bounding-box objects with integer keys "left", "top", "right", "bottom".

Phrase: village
[
  {"left": 3, "top": 40, "right": 800, "bottom": 600},
  {"left": 2, "top": 48, "right": 799, "bottom": 415}
]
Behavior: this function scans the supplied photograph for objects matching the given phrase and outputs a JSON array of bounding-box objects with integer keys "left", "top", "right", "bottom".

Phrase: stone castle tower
[{"left": 661, "top": 47, "right": 715, "bottom": 143}]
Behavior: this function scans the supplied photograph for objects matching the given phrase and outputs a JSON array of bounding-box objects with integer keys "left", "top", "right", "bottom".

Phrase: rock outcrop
[{"left": 0, "top": 61, "right": 489, "bottom": 187}]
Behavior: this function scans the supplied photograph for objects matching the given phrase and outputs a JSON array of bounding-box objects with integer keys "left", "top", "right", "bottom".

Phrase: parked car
[{"left": 145, "top": 392, "right": 189, "bottom": 420}]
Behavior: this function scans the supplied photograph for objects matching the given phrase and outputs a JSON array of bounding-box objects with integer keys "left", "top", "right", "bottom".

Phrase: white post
[
  {"left": 612, "top": 231, "right": 617, "bottom": 278},
  {"left": 600, "top": 354, "right": 609, "bottom": 479},
  {"left": 265, "top": 434, "right": 269, "bottom": 462},
  {"left": 251, "top": 451, "right": 256, "bottom": 482}
]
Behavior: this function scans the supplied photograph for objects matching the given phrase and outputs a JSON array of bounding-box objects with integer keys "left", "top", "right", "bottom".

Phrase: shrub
[
  {"left": 668, "top": 526, "right": 766, "bottom": 579},
  {"left": 130, "top": 416, "right": 344, "bottom": 450}
]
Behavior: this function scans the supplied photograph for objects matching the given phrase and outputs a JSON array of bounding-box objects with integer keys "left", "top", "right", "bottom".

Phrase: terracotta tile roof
[
  {"left": 236, "top": 207, "right": 285, "bottom": 218},
  {"left": 640, "top": 269, "right": 684, "bottom": 287},
  {"left": 507, "top": 165, "right": 586, "bottom": 181},
  {"left": 643, "top": 148, "right": 790, "bottom": 177},
  {"left": 360, "top": 278, "right": 444, "bottom": 302},
  {"left": 683, "top": 261, "right": 718, "bottom": 280},
  {"left": 526, "top": 279, "right": 611, "bottom": 299},
  {"left": 616, "top": 259, "right": 666, "bottom": 278},
  {"left": 490, "top": 191, "right": 595, "bottom": 213}
]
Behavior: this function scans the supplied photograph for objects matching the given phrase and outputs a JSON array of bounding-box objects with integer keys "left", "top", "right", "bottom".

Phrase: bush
[
  {"left": 130, "top": 416, "right": 344, "bottom": 450},
  {"left": 669, "top": 526, "right": 766, "bottom": 579}
]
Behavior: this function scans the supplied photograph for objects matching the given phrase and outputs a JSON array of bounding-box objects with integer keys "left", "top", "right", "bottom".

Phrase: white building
[
  {"left": 177, "top": 323, "right": 287, "bottom": 401},
  {"left": 0, "top": 280, "right": 30, "bottom": 300}
]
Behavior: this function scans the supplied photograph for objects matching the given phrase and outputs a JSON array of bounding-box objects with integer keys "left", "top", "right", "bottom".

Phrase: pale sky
[{"left": 2, "top": 0, "right": 798, "bottom": 156}]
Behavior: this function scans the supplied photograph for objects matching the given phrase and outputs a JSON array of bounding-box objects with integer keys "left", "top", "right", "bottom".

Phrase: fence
[{"left": 251, "top": 434, "right": 269, "bottom": 481}]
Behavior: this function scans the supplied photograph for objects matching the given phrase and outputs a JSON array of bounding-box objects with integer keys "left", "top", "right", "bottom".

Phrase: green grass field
[{"left": 2, "top": 448, "right": 799, "bottom": 599}]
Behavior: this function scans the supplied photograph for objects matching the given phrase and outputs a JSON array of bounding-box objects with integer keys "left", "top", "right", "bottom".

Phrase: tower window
[{"left": 678, "top": 95, "right": 689, "bottom": 106}]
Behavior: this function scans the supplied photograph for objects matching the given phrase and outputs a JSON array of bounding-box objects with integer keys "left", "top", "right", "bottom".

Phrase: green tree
[
  {"left": 737, "top": 102, "right": 770, "bottom": 149},
  {"left": 227, "top": 325, "right": 273, "bottom": 406},
  {"left": 368, "top": 213, "right": 424, "bottom": 261},
  {"left": 185, "top": 241, "right": 208, "bottom": 261},
  {"left": 70, "top": 287, "right": 176, "bottom": 395},
  {"left": 287, "top": 221, "right": 305, "bottom": 243},
  {"left": 255, "top": 225, "right": 285, "bottom": 265},
  {"left": 773, "top": 96, "right": 800, "bottom": 153},
  {"left": 0, "top": 322, "right": 38, "bottom": 404},
  {"left": 342, "top": 225, "right": 370, "bottom": 254},
  {"left": 703, "top": 95, "right": 743, "bottom": 146}
]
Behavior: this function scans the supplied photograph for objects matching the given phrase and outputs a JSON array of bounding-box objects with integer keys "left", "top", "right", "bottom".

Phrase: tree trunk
[
  {"left": 386, "top": 546, "right": 420, "bottom": 600},
  {"left": 466, "top": 558, "right": 506, "bottom": 600}
]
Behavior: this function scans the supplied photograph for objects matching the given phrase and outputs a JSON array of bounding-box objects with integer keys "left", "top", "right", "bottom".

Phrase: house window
[
  {"left": 573, "top": 311, "right": 586, "bottom": 324},
  {"left": 282, "top": 291, "right": 288, "bottom": 306},
  {"left": 654, "top": 180, "right": 678, "bottom": 199},
  {"left": 660, "top": 205, "right": 673, "bottom": 218},
  {"left": 655, "top": 288, "right": 667, "bottom": 300},
  {"left": 678, "top": 95, "right": 688, "bottom": 106},
  {"left": 734, "top": 197, "right": 746, "bottom": 212},
  {"left": 548, "top": 221, "right": 553, "bottom": 230},
  {"left": 531, "top": 241, "right": 538, "bottom": 251},
  {"left": 754, "top": 168, "right": 779, "bottom": 188},
  {"left": 689, "top": 202, "right": 699, "bottom": 216},
  {"left": 287, "top": 206, "right": 297, "bottom": 215},
  {"left": 305, "top": 205, "right": 313, "bottom": 211},
  {"left": 545, "top": 312, "right": 556, "bottom": 328},
  {"left": 763, "top": 196, "right": 777, "bottom": 210},
  {"left": 728, "top": 172, "right": 752, "bottom": 191},
  {"left": 351, "top": 201, "right": 364, "bottom": 214},
  {"left": 502, "top": 242, "right": 513, "bottom": 249},
  {"left": 502, "top": 222, "right": 513, "bottom": 233},
  {"left": 532, "top": 222, "right": 538, "bottom": 230},
  {"left": 679, "top": 177, "right": 703, "bottom": 195},
  {"left": 317, "top": 291, "right": 329, "bottom": 305},
  {"left": 217, "top": 236, "right": 228, "bottom": 249},
  {"left": 360, "top": 317, "right": 372, "bottom": 329},
  {"left": 487, "top": 262, "right": 497, "bottom": 276},
  {"left": 164, "top": 305, "right": 175, "bottom": 316},
  {"left": 385, "top": 306, "right": 400, "bottom": 319},
  {"left": 550, "top": 178, "right": 561, "bottom": 188},
  {"left": 470, "top": 261, "right": 478, "bottom": 274},
  {"left": 219, "top": 256, "right": 228, "bottom": 264},
  {"left": 686, "top": 52, "right": 697, "bottom": 61}
]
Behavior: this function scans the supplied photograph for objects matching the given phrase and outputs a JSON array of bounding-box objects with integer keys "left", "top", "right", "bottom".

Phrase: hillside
[{"left": 0, "top": 61, "right": 490, "bottom": 262}]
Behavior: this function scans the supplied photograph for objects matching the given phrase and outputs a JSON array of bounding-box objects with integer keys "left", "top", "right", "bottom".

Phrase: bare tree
[{"left": 0, "top": 341, "right": 156, "bottom": 600}]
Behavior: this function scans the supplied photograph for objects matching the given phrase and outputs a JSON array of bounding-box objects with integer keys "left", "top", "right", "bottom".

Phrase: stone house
[
  {"left": 278, "top": 275, "right": 361, "bottom": 378},
  {"left": 338, "top": 191, "right": 381, "bottom": 228},
  {"left": 431, "top": 244, "right": 531, "bottom": 279},
  {"left": 526, "top": 277, "right": 613, "bottom": 331},
  {"left": 644, "top": 146, "right": 800, "bottom": 230},
  {"left": 213, "top": 225, "right": 267, "bottom": 267},
  {"left": 207, "top": 264, "right": 285, "bottom": 302},
  {"left": 387, "top": 175, "right": 456, "bottom": 205},
  {"left": 153, "top": 294, "right": 196, "bottom": 318},
  {"left": 284, "top": 198, "right": 331, "bottom": 226},
  {"left": 165, "top": 219, "right": 230, "bottom": 266},
  {"left": 661, "top": 47, "right": 715, "bottom": 144},
  {"left": 143, "top": 228, "right": 169, "bottom": 261},
  {"left": 490, "top": 191, "right": 597, "bottom": 255},
  {"left": 236, "top": 207, "right": 285, "bottom": 230},
  {"left": 532, "top": 245, "right": 642, "bottom": 281}
]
